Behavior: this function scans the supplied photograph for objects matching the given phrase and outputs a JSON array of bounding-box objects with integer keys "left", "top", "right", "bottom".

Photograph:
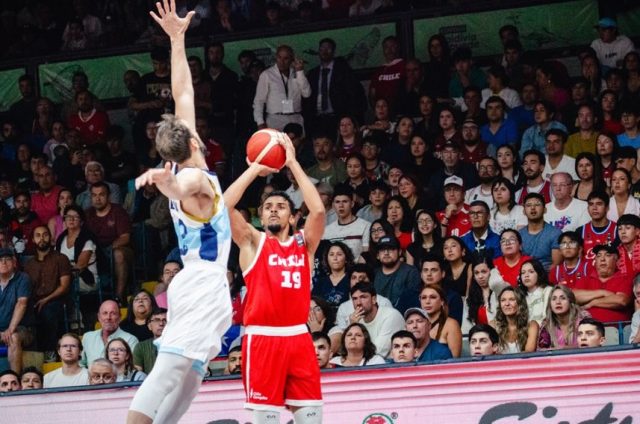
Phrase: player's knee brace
[
  {"left": 252, "top": 410, "right": 281, "bottom": 424},
  {"left": 293, "top": 406, "right": 323, "bottom": 424}
]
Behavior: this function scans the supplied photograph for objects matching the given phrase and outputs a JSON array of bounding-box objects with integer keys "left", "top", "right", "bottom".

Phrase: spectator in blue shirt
[
  {"left": 509, "top": 82, "right": 537, "bottom": 133},
  {"left": 519, "top": 192, "right": 561, "bottom": 270},
  {"left": 520, "top": 100, "right": 567, "bottom": 157},
  {"left": 480, "top": 96, "right": 519, "bottom": 148},
  {"left": 462, "top": 200, "right": 501, "bottom": 259},
  {"left": 404, "top": 307, "right": 453, "bottom": 362},
  {"left": 618, "top": 101, "right": 640, "bottom": 148},
  {"left": 0, "top": 246, "right": 34, "bottom": 374}
]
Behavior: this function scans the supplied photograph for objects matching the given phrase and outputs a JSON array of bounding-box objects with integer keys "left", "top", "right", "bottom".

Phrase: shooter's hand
[{"left": 149, "top": 0, "right": 195, "bottom": 38}]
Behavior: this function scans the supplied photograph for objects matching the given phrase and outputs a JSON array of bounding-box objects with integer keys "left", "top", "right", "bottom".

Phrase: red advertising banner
[{"left": 2, "top": 348, "right": 639, "bottom": 423}]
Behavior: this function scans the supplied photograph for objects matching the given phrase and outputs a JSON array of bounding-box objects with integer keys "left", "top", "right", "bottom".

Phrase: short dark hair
[
  {"left": 420, "top": 253, "right": 445, "bottom": 271},
  {"left": 350, "top": 281, "right": 377, "bottom": 297},
  {"left": 391, "top": 330, "right": 417, "bottom": 347},
  {"left": 546, "top": 128, "right": 568, "bottom": 143},
  {"left": 90, "top": 181, "right": 111, "bottom": 196},
  {"left": 558, "top": 230, "right": 583, "bottom": 245},
  {"left": 469, "top": 200, "right": 490, "bottom": 214},
  {"left": 18, "top": 74, "right": 34, "bottom": 85},
  {"left": 522, "top": 149, "right": 546, "bottom": 166},
  {"left": 20, "top": 366, "right": 43, "bottom": 381},
  {"left": 348, "top": 263, "right": 375, "bottom": 283},
  {"left": 0, "top": 369, "right": 19, "bottom": 380},
  {"left": 469, "top": 324, "right": 499, "bottom": 345},
  {"left": 578, "top": 317, "right": 605, "bottom": 337},
  {"left": 452, "top": 46, "right": 472, "bottom": 63},
  {"left": 485, "top": 95, "right": 507, "bottom": 109},
  {"left": 262, "top": 190, "right": 295, "bottom": 214},
  {"left": 311, "top": 331, "right": 331, "bottom": 346},
  {"left": 523, "top": 192, "right": 545, "bottom": 205},
  {"left": 63, "top": 204, "right": 85, "bottom": 221},
  {"left": 500, "top": 228, "right": 522, "bottom": 244},
  {"left": 587, "top": 190, "right": 609, "bottom": 204},
  {"left": 333, "top": 183, "right": 354, "bottom": 200},
  {"left": 146, "top": 307, "right": 168, "bottom": 324},
  {"left": 238, "top": 50, "right": 256, "bottom": 61},
  {"left": 319, "top": 38, "right": 336, "bottom": 51}
]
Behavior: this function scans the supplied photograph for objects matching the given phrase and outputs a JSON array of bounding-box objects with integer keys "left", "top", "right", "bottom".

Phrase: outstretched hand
[
  {"left": 135, "top": 161, "right": 174, "bottom": 190},
  {"left": 150, "top": 0, "right": 195, "bottom": 38},
  {"left": 278, "top": 132, "right": 297, "bottom": 167}
]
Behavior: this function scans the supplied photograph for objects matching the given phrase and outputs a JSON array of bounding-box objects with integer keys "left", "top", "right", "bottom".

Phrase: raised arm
[
  {"left": 150, "top": 0, "right": 196, "bottom": 132},
  {"left": 223, "top": 162, "right": 267, "bottom": 248},
  {"left": 280, "top": 134, "right": 325, "bottom": 254}
]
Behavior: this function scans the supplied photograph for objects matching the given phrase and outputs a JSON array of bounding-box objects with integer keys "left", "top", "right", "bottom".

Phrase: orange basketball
[{"left": 246, "top": 128, "right": 287, "bottom": 170}]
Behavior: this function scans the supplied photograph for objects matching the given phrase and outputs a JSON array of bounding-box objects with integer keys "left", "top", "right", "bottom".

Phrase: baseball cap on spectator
[
  {"left": 369, "top": 179, "right": 390, "bottom": 193},
  {"left": 614, "top": 146, "right": 637, "bottom": 162},
  {"left": 378, "top": 236, "right": 400, "bottom": 250},
  {"left": 594, "top": 17, "right": 617, "bottom": 29},
  {"left": 444, "top": 175, "right": 464, "bottom": 189},
  {"left": 404, "top": 307, "right": 430, "bottom": 320},
  {"left": 442, "top": 140, "right": 460, "bottom": 151},
  {"left": 462, "top": 117, "right": 479, "bottom": 128},
  {"left": 0, "top": 247, "right": 15, "bottom": 258},
  {"left": 592, "top": 244, "right": 618, "bottom": 255},
  {"left": 617, "top": 214, "right": 640, "bottom": 228},
  {"left": 316, "top": 182, "right": 333, "bottom": 197}
]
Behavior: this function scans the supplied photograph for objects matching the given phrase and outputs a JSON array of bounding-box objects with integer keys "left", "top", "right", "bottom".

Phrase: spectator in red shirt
[
  {"left": 368, "top": 35, "right": 405, "bottom": 112},
  {"left": 616, "top": 214, "right": 640, "bottom": 276},
  {"left": 574, "top": 244, "right": 633, "bottom": 323},
  {"left": 84, "top": 182, "right": 132, "bottom": 301},
  {"left": 548, "top": 231, "right": 593, "bottom": 289},
  {"left": 9, "top": 191, "right": 43, "bottom": 256},
  {"left": 493, "top": 229, "right": 532, "bottom": 286},
  {"left": 437, "top": 175, "right": 471, "bottom": 238},
  {"left": 195, "top": 116, "right": 225, "bottom": 180},
  {"left": 67, "top": 90, "right": 110, "bottom": 146},
  {"left": 30, "top": 165, "right": 63, "bottom": 223}
]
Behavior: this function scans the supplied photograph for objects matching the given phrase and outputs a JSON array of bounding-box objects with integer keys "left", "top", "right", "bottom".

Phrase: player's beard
[{"left": 267, "top": 224, "right": 282, "bottom": 234}]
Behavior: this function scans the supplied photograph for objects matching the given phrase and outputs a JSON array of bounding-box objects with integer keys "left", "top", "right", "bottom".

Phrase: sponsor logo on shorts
[{"left": 249, "top": 389, "right": 268, "bottom": 401}]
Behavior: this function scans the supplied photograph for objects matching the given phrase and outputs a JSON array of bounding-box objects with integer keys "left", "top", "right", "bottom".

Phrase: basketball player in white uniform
[{"left": 127, "top": 2, "right": 232, "bottom": 423}]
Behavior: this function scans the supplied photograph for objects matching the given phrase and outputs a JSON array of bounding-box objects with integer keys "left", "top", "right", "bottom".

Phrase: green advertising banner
[
  {"left": 0, "top": 68, "right": 26, "bottom": 112},
  {"left": 413, "top": 0, "right": 599, "bottom": 60},
  {"left": 37, "top": 21, "right": 394, "bottom": 102},
  {"left": 38, "top": 48, "right": 203, "bottom": 103},
  {"left": 617, "top": 6, "right": 640, "bottom": 38},
  {"left": 221, "top": 22, "right": 396, "bottom": 75}
]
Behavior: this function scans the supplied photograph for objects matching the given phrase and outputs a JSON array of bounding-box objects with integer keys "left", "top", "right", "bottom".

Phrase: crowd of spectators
[
  {"left": 0, "top": 2, "right": 639, "bottom": 397},
  {"left": 0, "top": 0, "right": 447, "bottom": 59}
]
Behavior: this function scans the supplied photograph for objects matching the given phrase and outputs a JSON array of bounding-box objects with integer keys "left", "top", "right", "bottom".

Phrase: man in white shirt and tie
[{"left": 253, "top": 45, "right": 311, "bottom": 131}]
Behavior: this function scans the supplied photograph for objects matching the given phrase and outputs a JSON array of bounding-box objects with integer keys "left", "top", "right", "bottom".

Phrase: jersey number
[{"left": 281, "top": 271, "right": 301, "bottom": 289}]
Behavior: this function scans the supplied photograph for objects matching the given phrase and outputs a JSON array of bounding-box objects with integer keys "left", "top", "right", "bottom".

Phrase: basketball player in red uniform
[{"left": 224, "top": 133, "right": 324, "bottom": 424}]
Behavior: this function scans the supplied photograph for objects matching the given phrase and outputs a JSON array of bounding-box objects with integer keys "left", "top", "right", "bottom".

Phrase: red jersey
[
  {"left": 68, "top": 109, "right": 110, "bottom": 145},
  {"left": 436, "top": 205, "right": 471, "bottom": 237},
  {"left": 494, "top": 255, "right": 532, "bottom": 287},
  {"left": 579, "top": 221, "right": 617, "bottom": 262},
  {"left": 517, "top": 180, "right": 552, "bottom": 205},
  {"left": 574, "top": 272, "right": 633, "bottom": 323},
  {"left": 243, "top": 231, "right": 311, "bottom": 327},
  {"left": 369, "top": 59, "right": 405, "bottom": 109},
  {"left": 548, "top": 257, "right": 593, "bottom": 289}
]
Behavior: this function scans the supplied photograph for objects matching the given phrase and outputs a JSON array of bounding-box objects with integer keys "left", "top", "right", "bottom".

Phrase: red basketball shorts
[{"left": 242, "top": 326, "right": 322, "bottom": 411}]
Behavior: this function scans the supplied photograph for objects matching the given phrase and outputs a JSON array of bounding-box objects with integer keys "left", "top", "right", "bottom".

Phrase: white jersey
[{"left": 168, "top": 165, "right": 231, "bottom": 267}]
